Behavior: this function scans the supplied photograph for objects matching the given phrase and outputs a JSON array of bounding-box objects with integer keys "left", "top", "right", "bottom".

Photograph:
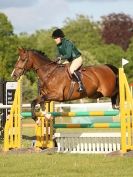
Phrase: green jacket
[{"left": 57, "top": 38, "right": 81, "bottom": 62}]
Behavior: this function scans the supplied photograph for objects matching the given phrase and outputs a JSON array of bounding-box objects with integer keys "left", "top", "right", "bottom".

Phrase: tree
[
  {"left": 125, "top": 37, "right": 133, "bottom": 80},
  {"left": 33, "top": 29, "right": 56, "bottom": 59},
  {"left": 0, "top": 13, "right": 13, "bottom": 36},
  {"left": 82, "top": 50, "right": 100, "bottom": 66},
  {"left": 91, "top": 44, "right": 125, "bottom": 67},
  {"left": 101, "top": 13, "right": 133, "bottom": 50},
  {"left": 22, "top": 76, "right": 38, "bottom": 103},
  {"left": 64, "top": 15, "right": 102, "bottom": 51},
  {"left": 0, "top": 13, "right": 18, "bottom": 80}
]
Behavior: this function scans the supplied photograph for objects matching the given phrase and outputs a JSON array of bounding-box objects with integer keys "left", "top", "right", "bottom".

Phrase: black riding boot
[{"left": 73, "top": 71, "right": 84, "bottom": 92}]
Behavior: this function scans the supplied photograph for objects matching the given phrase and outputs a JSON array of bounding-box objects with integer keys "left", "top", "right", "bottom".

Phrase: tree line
[{"left": 0, "top": 12, "right": 133, "bottom": 102}]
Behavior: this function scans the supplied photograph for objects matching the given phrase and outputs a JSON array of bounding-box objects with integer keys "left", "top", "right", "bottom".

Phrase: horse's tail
[
  {"left": 105, "top": 64, "right": 118, "bottom": 75},
  {"left": 105, "top": 63, "right": 119, "bottom": 87},
  {"left": 106, "top": 64, "right": 119, "bottom": 107},
  {"left": 105, "top": 64, "right": 119, "bottom": 88}
]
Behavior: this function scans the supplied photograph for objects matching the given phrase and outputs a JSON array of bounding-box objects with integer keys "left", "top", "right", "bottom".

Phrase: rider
[{"left": 52, "top": 28, "right": 84, "bottom": 92}]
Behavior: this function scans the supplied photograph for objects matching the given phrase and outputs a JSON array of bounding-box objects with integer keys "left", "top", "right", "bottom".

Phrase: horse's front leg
[
  {"left": 31, "top": 96, "right": 44, "bottom": 121},
  {"left": 31, "top": 99, "right": 38, "bottom": 121}
]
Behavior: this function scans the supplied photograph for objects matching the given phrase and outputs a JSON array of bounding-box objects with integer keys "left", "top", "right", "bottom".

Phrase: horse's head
[
  {"left": 11, "top": 48, "right": 32, "bottom": 80},
  {"left": 12, "top": 48, "right": 56, "bottom": 81}
]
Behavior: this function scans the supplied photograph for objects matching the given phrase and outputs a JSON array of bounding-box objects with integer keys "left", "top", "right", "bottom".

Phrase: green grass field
[
  {"left": 0, "top": 153, "right": 133, "bottom": 177},
  {"left": 0, "top": 118, "right": 133, "bottom": 177}
]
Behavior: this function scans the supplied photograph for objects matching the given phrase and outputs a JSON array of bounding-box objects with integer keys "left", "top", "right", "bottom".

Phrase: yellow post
[
  {"left": 35, "top": 101, "right": 54, "bottom": 149},
  {"left": 50, "top": 101, "right": 54, "bottom": 112},
  {"left": 3, "top": 78, "right": 22, "bottom": 151},
  {"left": 119, "top": 68, "right": 133, "bottom": 153},
  {"left": 35, "top": 117, "right": 44, "bottom": 148}
]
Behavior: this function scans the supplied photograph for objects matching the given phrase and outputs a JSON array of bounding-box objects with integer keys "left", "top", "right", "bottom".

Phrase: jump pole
[
  {"left": 21, "top": 110, "right": 119, "bottom": 118},
  {"left": 53, "top": 122, "right": 120, "bottom": 128}
]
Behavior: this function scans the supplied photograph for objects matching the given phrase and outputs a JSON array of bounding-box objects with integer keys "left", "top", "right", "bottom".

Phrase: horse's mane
[{"left": 25, "top": 48, "right": 50, "bottom": 60}]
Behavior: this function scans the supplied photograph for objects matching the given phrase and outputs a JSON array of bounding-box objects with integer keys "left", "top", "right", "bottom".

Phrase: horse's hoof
[
  {"left": 115, "top": 106, "right": 120, "bottom": 110},
  {"left": 112, "top": 105, "right": 120, "bottom": 110},
  {"left": 45, "top": 113, "right": 52, "bottom": 120}
]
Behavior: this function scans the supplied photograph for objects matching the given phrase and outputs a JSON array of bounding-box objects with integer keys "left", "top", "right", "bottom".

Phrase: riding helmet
[{"left": 52, "top": 29, "right": 65, "bottom": 38}]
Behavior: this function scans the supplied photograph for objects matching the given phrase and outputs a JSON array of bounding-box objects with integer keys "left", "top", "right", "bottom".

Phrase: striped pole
[
  {"left": 21, "top": 110, "right": 119, "bottom": 118},
  {"left": 52, "top": 111, "right": 119, "bottom": 117},
  {"left": 53, "top": 122, "right": 121, "bottom": 128}
]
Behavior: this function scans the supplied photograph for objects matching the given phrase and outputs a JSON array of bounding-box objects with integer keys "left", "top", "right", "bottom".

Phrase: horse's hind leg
[{"left": 111, "top": 92, "right": 119, "bottom": 109}]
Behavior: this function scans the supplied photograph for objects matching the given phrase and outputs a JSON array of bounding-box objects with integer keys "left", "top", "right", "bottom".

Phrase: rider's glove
[{"left": 57, "top": 57, "right": 62, "bottom": 64}]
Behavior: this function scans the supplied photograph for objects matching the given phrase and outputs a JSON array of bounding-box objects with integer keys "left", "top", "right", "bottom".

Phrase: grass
[
  {"left": 0, "top": 118, "right": 129, "bottom": 177},
  {"left": 0, "top": 153, "right": 133, "bottom": 177}
]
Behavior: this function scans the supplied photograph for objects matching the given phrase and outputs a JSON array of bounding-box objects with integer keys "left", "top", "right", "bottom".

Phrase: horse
[{"left": 11, "top": 48, "right": 119, "bottom": 121}]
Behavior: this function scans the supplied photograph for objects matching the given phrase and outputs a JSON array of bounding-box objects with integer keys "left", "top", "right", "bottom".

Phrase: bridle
[
  {"left": 12, "top": 50, "right": 60, "bottom": 79},
  {"left": 14, "top": 51, "right": 30, "bottom": 76}
]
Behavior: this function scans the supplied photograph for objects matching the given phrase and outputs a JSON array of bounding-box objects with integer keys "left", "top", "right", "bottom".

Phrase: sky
[{"left": 0, "top": 0, "right": 133, "bottom": 34}]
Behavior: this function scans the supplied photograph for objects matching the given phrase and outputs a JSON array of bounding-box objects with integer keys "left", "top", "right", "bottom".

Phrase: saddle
[{"left": 64, "top": 63, "right": 85, "bottom": 80}]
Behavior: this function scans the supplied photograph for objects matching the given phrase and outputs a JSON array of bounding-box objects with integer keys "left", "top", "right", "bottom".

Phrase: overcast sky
[{"left": 0, "top": 0, "right": 133, "bottom": 34}]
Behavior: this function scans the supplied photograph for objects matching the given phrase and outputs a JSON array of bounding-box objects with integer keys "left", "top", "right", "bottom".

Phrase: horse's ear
[{"left": 18, "top": 47, "right": 25, "bottom": 53}]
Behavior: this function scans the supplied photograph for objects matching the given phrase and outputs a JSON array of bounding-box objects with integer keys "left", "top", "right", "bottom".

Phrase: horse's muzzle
[{"left": 11, "top": 70, "right": 19, "bottom": 81}]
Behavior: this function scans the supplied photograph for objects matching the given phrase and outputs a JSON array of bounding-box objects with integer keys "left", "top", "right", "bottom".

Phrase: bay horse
[{"left": 11, "top": 48, "right": 119, "bottom": 121}]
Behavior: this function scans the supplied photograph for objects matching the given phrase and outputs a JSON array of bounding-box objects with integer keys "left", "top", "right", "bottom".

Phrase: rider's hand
[{"left": 57, "top": 57, "right": 62, "bottom": 64}]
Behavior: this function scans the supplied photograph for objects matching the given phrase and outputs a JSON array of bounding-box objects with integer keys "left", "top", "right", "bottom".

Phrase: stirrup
[
  {"left": 78, "top": 88, "right": 84, "bottom": 92},
  {"left": 78, "top": 85, "right": 84, "bottom": 92}
]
